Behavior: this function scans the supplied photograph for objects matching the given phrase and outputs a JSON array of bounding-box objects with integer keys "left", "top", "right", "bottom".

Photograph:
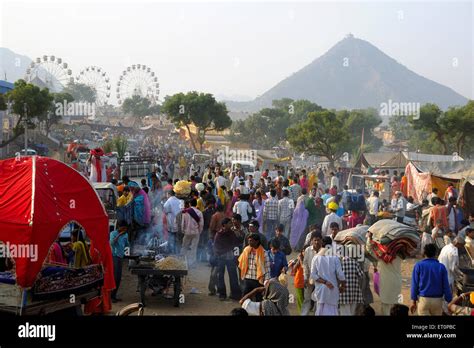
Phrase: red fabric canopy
[{"left": 0, "top": 156, "right": 114, "bottom": 290}]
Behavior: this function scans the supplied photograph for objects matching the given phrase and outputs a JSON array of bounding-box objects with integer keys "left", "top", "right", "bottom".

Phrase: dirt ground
[{"left": 109, "top": 254, "right": 418, "bottom": 316}]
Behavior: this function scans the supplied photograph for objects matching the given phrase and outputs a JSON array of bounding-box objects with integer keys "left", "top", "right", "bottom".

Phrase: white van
[{"left": 231, "top": 160, "right": 255, "bottom": 177}]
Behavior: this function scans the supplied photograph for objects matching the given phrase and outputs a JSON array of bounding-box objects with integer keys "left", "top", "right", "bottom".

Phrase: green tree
[
  {"left": 163, "top": 92, "right": 232, "bottom": 152},
  {"left": 409, "top": 101, "right": 474, "bottom": 157},
  {"left": 1, "top": 80, "right": 53, "bottom": 148},
  {"left": 63, "top": 81, "right": 96, "bottom": 103},
  {"left": 340, "top": 108, "right": 382, "bottom": 151},
  {"left": 103, "top": 139, "right": 114, "bottom": 154},
  {"left": 228, "top": 98, "right": 323, "bottom": 149},
  {"left": 122, "top": 95, "right": 160, "bottom": 125},
  {"left": 287, "top": 110, "right": 350, "bottom": 168},
  {"left": 389, "top": 114, "right": 414, "bottom": 140},
  {"left": 113, "top": 136, "right": 128, "bottom": 160},
  {"left": 410, "top": 104, "right": 448, "bottom": 154}
]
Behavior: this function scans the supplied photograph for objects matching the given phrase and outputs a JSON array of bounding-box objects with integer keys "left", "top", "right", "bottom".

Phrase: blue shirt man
[
  {"left": 267, "top": 239, "right": 288, "bottom": 278},
  {"left": 410, "top": 244, "right": 452, "bottom": 316}
]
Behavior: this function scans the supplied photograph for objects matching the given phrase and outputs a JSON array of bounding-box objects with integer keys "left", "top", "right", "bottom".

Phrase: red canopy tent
[{"left": 0, "top": 156, "right": 114, "bottom": 290}]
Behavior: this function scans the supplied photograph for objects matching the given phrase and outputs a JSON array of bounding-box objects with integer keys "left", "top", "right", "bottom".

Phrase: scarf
[
  {"left": 91, "top": 148, "right": 105, "bottom": 182},
  {"left": 184, "top": 207, "right": 200, "bottom": 225},
  {"left": 261, "top": 279, "right": 290, "bottom": 315},
  {"left": 238, "top": 245, "right": 266, "bottom": 283}
]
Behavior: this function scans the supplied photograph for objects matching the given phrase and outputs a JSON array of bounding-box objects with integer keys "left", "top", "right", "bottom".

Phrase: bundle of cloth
[
  {"left": 333, "top": 225, "right": 369, "bottom": 246},
  {"left": 368, "top": 219, "right": 420, "bottom": 263}
]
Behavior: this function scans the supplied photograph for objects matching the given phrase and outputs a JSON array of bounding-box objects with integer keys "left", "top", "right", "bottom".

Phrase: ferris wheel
[
  {"left": 25, "top": 55, "right": 74, "bottom": 93},
  {"left": 75, "top": 66, "right": 111, "bottom": 106},
  {"left": 116, "top": 64, "right": 159, "bottom": 105}
]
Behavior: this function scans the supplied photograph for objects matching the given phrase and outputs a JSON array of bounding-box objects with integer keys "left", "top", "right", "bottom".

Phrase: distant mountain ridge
[
  {"left": 224, "top": 35, "right": 468, "bottom": 113},
  {"left": 0, "top": 47, "right": 32, "bottom": 83}
]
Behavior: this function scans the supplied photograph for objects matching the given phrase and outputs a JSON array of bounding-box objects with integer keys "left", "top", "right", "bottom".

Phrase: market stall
[{"left": 0, "top": 156, "right": 115, "bottom": 315}]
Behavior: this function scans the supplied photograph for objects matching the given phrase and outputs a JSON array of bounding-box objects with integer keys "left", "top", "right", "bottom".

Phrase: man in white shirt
[
  {"left": 231, "top": 170, "right": 244, "bottom": 191},
  {"left": 215, "top": 171, "right": 227, "bottom": 189},
  {"left": 278, "top": 189, "right": 294, "bottom": 238},
  {"left": 393, "top": 191, "right": 406, "bottom": 223},
  {"left": 438, "top": 237, "right": 464, "bottom": 294},
  {"left": 367, "top": 191, "right": 380, "bottom": 226},
  {"left": 232, "top": 195, "right": 253, "bottom": 225},
  {"left": 321, "top": 203, "right": 342, "bottom": 237},
  {"left": 163, "top": 190, "right": 184, "bottom": 253},
  {"left": 302, "top": 231, "right": 322, "bottom": 316},
  {"left": 310, "top": 236, "right": 346, "bottom": 316},
  {"left": 427, "top": 188, "right": 439, "bottom": 207}
]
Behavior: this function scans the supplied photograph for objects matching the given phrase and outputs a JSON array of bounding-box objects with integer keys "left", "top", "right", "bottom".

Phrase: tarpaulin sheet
[{"left": 0, "top": 156, "right": 114, "bottom": 290}]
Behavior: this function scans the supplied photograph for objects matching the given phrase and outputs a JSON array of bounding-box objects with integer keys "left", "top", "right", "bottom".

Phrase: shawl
[
  {"left": 261, "top": 279, "right": 290, "bottom": 315},
  {"left": 238, "top": 245, "right": 266, "bottom": 283}
]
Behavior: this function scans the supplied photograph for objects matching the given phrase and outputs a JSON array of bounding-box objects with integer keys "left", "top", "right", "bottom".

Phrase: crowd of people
[{"left": 94, "top": 153, "right": 474, "bottom": 316}]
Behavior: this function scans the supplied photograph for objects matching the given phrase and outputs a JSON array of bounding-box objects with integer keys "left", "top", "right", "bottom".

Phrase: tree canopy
[
  {"left": 162, "top": 91, "right": 232, "bottom": 152},
  {"left": 63, "top": 81, "right": 96, "bottom": 103},
  {"left": 386, "top": 101, "right": 474, "bottom": 157},
  {"left": 1, "top": 79, "right": 54, "bottom": 148},
  {"left": 121, "top": 95, "right": 160, "bottom": 123},
  {"left": 229, "top": 98, "right": 323, "bottom": 149}
]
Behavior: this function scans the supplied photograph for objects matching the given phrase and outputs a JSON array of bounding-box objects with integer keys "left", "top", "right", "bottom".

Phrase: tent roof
[
  {"left": 0, "top": 156, "right": 114, "bottom": 289},
  {"left": 382, "top": 151, "right": 464, "bottom": 168},
  {"left": 355, "top": 152, "right": 396, "bottom": 168},
  {"left": 411, "top": 160, "right": 474, "bottom": 182}
]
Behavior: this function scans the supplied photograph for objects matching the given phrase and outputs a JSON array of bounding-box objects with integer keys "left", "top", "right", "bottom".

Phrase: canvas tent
[
  {"left": 405, "top": 160, "right": 474, "bottom": 212},
  {"left": 354, "top": 152, "right": 395, "bottom": 170},
  {"left": 383, "top": 152, "right": 464, "bottom": 169},
  {"left": 0, "top": 156, "right": 114, "bottom": 289}
]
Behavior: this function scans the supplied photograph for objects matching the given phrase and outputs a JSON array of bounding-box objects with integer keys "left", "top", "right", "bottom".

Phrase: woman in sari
[
  {"left": 84, "top": 240, "right": 114, "bottom": 315},
  {"left": 70, "top": 229, "right": 91, "bottom": 268},
  {"left": 46, "top": 238, "right": 67, "bottom": 265},
  {"left": 290, "top": 199, "right": 309, "bottom": 250},
  {"left": 252, "top": 190, "right": 266, "bottom": 234}
]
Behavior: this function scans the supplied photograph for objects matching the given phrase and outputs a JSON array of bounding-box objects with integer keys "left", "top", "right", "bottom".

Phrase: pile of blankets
[
  {"left": 368, "top": 220, "right": 420, "bottom": 263},
  {"left": 334, "top": 225, "right": 369, "bottom": 245}
]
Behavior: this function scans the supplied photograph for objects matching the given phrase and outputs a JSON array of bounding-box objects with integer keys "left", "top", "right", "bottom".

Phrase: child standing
[
  {"left": 110, "top": 220, "right": 130, "bottom": 303},
  {"left": 288, "top": 251, "right": 305, "bottom": 313},
  {"left": 267, "top": 239, "right": 288, "bottom": 278}
]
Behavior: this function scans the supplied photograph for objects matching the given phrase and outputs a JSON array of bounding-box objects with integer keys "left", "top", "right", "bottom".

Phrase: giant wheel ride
[
  {"left": 75, "top": 66, "right": 111, "bottom": 106},
  {"left": 116, "top": 64, "right": 159, "bottom": 105},
  {"left": 25, "top": 55, "right": 74, "bottom": 93}
]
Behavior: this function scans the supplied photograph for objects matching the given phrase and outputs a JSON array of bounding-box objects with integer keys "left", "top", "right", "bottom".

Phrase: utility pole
[{"left": 24, "top": 103, "right": 28, "bottom": 153}]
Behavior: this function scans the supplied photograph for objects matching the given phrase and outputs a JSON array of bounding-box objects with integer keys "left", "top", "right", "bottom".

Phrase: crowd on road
[{"left": 87, "top": 149, "right": 474, "bottom": 316}]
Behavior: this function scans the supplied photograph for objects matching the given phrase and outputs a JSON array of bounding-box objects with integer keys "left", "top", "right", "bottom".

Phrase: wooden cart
[{"left": 129, "top": 257, "right": 188, "bottom": 308}]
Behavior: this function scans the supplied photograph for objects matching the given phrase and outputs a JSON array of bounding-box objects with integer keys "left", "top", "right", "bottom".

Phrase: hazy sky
[{"left": 1, "top": 0, "right": 472, "bottom": 104}]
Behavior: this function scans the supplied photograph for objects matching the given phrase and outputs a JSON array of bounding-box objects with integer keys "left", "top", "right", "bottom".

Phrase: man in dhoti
[{"left": 310, "top": 236, "right": 346, "bottom": 315}]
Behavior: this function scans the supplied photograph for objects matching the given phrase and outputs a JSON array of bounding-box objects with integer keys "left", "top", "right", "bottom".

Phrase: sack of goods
[
  {"left": 173, "top": 180, "right": 192, "bottom": 198},
  {"left": 333, "top": 225, "right": 369, "bottom": 246},
  {"left": 367, "top": 219, "right": 420, "bottom": 263}
]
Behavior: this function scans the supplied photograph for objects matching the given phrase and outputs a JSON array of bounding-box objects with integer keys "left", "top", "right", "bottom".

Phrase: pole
[{"left": 24, "top": 103, "right": 28, "bottom": 153}]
